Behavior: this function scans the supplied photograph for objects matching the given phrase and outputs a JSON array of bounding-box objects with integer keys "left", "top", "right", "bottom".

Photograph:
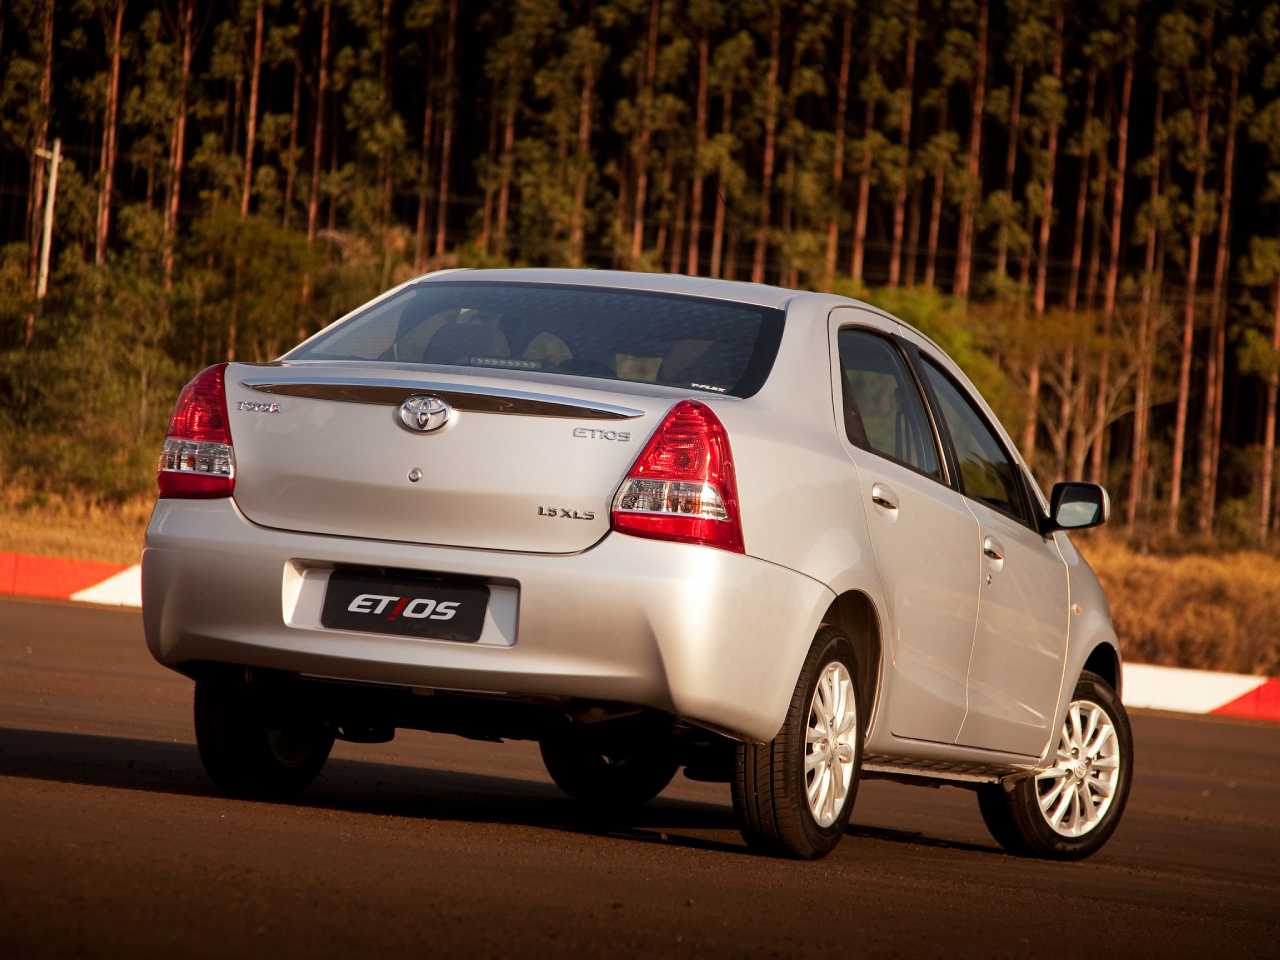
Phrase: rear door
[
  {"left": 829, "top": 310, "right": 980, "bottom": 745},
  {"left": 912, "top": 349, "right": 1069, "bottom": 757}
]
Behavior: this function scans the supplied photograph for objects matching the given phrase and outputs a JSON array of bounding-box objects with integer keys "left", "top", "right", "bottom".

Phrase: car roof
[
  {"left": 418, "top": 267, "right": 799, "bottom": 310},
  {"left": 416, "top": 267, "right": 944, "bottom": 354}
]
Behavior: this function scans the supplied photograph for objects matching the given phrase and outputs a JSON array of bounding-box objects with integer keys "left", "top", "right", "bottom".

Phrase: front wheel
[
  {"left": 978, "top": 669, "right": 1133, "bottom": 860},
  {"left": 731, "top": 627, "right": 863, "bottom": 859},
  {"left": 194, "top": 675, "right": 334, "bottom": 800}
]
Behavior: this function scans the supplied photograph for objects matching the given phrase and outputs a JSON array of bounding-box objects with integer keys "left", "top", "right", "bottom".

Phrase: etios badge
[{"left": 398, "top": 395, "right": 451, "bottom": 433}]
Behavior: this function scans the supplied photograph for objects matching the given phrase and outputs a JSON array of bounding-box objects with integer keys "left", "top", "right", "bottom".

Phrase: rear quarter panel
[{"left": 709, "top": 294, "right": 890, "bottom": 733}]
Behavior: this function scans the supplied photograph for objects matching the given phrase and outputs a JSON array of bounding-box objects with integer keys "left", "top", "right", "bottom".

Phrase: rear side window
[
  {"left": 919, "top": 359, "right": 1030, "bottom": 524},
  {"left": 288, "top": 281, "right": 785, "bottom": 398},
  {"left": 837, "top": 329, "right": 941, "bottom": 480}
]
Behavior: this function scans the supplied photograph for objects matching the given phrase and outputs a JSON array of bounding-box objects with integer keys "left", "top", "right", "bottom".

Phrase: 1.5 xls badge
[{"left": 537, "top": 506, "right": 596, "bottom": 520}]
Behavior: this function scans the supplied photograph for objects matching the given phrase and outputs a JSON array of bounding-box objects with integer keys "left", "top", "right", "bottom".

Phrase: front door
[{"left": 915, "top": 355, "right": 1069, "bottom": 757}]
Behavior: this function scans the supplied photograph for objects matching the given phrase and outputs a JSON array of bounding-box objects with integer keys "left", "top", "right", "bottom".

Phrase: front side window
[
  {"left": 837, "top": 329, "right": 941, "bottom": 480},
  {"left": 287, "top": 282, "right": 785, "bottom": 398},
  {"left": 920, "top": 358, "right": 1029, "bottom": 523}
]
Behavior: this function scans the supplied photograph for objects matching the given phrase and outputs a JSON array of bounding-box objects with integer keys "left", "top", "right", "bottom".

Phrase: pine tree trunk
[
  {"left": 629, "top": 0, "right": 661, "bottom": 264},
  {"left": 780, "top": 146, "right": 795, "bottom": 286},
  {"left": 994, "top": 63, "right": 1023, "bottom": 280},
  {"left": 752, "top": 0, "right": 781, "bottom": 284},
  {"left": 849, "top": 94, "right": 875, "bottom": 285},
  {"left": 282, "top": 9, "right": 305, "bottom": 228},
  {"left": 301, "top": 0, "right": 330, "bottom": 312},
  {"left": 686, "top": 31, "right": 709, "bottom": 276},
  {"left": 327, "top": 120, "right": 337, "bottom": 232},
  {"left": 570, "top": 46, "right": 595, "bottom": 267},
  {"left": 1020, "top": 9, "right": 1065, "bottom": 463},
  {"left": 28, "top": 0, "right": 53, "bottom": 287},
  {"left": 1168, "top": 75, "right": 1212, "bottom": 534},
  {"left": 231, "top": 67, "right": 244, "bottom": 164},
  {"left": 240, "top": 1, "right": 264, "bottom": 218},
  {"left": 1127, "top": 90, "right": 1163, "bottom": 529},
  {"left": 1262, "top": 277, "right": 1280, "bottom": 542},
  {"left": 653, "top": 158, "right": 671, "bottom": 264},
  {"left": 94, "top": 1, "right": 125, "bottom": 265},
  {"left": 669, "top": 174, "right": 687, "bottom": 274},
  {"left": 379, "top": 0, "right": 393, "bottom": 224},
  {"left": 495, "top": 96, "right": 515, "bottom": 257},
  {"left": 307, "top": 0, "right": 330, "bottom": 247},
  {"left": 924, "top": 102, "right": 947, "bottom": 289},
  {"left": 1066, "top": 69, "right": 1095, "bottom": 312},
  {"left": 415, "top": 96, "right": 435, "bottom": 269},
  {"left": 725, "top": 219, "right": 739, "bottom": 281},
  {"left": 1088, "top": 53, "right": 1133, "bottom": 484},
  {"left": 1083, "top": 164, "right": 1105, "bottom": 309},
  {"left": 22, "top": 0, "right": 52, "bottom": 349},
  {"left": 710, "top": 86, "right": 733, "bottom": 279},
  {"left": 1198, "top": 67, "right": 1239, "bottom": 533},
  {"left": 823, "top": 11, "right": 853, "bottom": 288},
  {"left": 904, "top": 187, "right": 921, "bottom": 286},
  {"left": 888, "top": 6, "right": 917, "bottom": 288},
  {"left": 230, "top": 0, "right": 264, "bottom": 366},
  {"left": 952, "top": 0, "right": 987, "bottom": 298},
  {"left": 164, "top": 0, "right": 195, "bottom": 289},
  {"left": 434, "top": 0, "right": 458, "bottom": 258},
  {"left": 479, "top": 83, "right": 497, "bottom": 255},
  {"left": 1056, "top": 69, "right": 1095, "bottom": 482},
  {"left": 1032, "top": 14, "right": 1064, "bottom": 319}
]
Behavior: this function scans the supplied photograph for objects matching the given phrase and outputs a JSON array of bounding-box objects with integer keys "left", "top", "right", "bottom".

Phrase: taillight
[
  {"left": 157, "top": 363, "right": 235, "bottom": 498},
  {"left": 611, "top": 400, "right": 744, "bottom": 553}
]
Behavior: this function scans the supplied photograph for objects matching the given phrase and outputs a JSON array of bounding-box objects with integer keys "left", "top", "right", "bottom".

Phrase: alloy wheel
[
  {"left": 804, "top": 661, "right": 858, "bottom": 828},
  {"left": 1035, "top": 698, "right": 1121, "bottom": 838}
]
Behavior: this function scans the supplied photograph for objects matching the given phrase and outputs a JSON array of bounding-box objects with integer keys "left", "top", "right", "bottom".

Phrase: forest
[{"left": 2, "top": 0, "right": 1280, "bottom": 552}]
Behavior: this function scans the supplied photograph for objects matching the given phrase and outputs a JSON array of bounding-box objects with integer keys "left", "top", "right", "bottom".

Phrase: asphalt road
[{"left": 1, "top": 597, "right": 1278, "bottom": 958}]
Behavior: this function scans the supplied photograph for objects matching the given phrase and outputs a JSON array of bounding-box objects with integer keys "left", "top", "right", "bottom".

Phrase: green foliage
[{"left": 0, "top": 0, "right": 1278, "bottom": 530}]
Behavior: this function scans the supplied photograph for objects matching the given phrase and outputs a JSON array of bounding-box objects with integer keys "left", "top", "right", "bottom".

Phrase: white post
[{"left": 36, "top": 137, "right": 61, "bottom": 300}]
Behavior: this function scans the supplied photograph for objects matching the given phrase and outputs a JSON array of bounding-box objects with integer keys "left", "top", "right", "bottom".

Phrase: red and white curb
[
  {"left": 2, "top": 550, "right": 1277, "bottom": 724},
  {"left": 0, "top": 551, "right": 140, "bottom": 608},
  {"left": 1122, "top": 664, "right": 1280, "bottom": 723}
]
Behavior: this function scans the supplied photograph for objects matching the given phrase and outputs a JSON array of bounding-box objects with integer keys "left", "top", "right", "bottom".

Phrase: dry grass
[
  {"left": 0, "top": 487, "right": 151, "bottom": 566},
  {"left": 1080, "top": 535, "right": 1280, "bottom": 677}
]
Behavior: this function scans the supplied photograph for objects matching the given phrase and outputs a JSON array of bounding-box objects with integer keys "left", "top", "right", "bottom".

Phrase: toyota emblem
[{"left": 398, "top": 395, "right": 452, "bottom": 433}]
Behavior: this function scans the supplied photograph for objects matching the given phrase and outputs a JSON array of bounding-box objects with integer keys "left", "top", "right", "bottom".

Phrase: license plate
[{"left": 321, "top": 570, "right": 489, "bottom": 643}]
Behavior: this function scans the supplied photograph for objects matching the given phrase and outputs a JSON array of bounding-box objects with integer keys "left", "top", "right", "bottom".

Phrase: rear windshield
[{"left": 287, "top": 281, "right": 785, "bottom": 398}]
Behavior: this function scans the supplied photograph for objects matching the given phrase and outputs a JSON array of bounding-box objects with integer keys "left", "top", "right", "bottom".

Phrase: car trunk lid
[{"left": 224, "top": 363, "right": 680, "bottom": 554}]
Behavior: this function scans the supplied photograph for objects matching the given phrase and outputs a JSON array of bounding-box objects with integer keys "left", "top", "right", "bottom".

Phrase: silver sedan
[{"left": 143, "top": 268, "right": 1131, "bottom": 860}]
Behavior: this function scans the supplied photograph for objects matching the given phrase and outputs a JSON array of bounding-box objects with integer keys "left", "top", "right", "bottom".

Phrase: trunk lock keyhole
[{"left": 407, "top": 468, "right": 423, "bottom": 483}]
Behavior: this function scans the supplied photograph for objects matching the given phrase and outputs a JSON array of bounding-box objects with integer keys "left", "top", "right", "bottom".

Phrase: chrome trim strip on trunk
[{"left": 240, "top": 377, "right": 646, "bottom": 420}]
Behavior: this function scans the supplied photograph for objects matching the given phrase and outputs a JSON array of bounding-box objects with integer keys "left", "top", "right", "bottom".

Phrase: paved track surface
[{"left": 2, "top": 597, "right": 1278, "bottom": 958}]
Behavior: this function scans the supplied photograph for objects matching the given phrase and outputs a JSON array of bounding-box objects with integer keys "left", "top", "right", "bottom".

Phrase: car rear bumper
[{"left": 142, "top": 499, "right": 832, "bottom": 742}]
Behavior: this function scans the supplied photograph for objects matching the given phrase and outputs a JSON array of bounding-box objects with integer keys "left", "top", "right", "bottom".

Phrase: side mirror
[{"left": 1048, "top": 482, "right": 1110, "bottom": 532}]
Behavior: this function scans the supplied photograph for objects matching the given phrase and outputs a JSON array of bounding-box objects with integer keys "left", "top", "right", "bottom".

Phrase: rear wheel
[
  {"left": 978, "top": 669, "right": 1132, "bottom": 860},
  {"left": 731, "top": 627, "right": 863, "bottom": 859},
  {"left": 194, "top": 675, "right": 334, "bottom": 800},
  {"left": 539, "top": 725, "right": 677, "bottom": 812}
]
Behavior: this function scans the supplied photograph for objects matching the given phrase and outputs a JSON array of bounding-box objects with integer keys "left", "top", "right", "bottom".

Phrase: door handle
[
  {"left": 982, "top": 536, "right": 1005, "bottom": 562},
  {"left": 870, "top": 483, "right": 899, "bottom": 511}
]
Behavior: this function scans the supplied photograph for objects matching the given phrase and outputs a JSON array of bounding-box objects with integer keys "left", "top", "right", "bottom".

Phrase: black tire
[
  {"left": 978, "top": 669, "right": 1133, "bottom": 860},
  {"left": 731, "top": 626, "right": 864, "bottom": 859},
  {"left": 194, "top": 676, "right": 334, "bottom": 800},
  {"left": 539, "top": 725, "right": 678, "bottom": 811},
  {"left": 976, "top": 782, "right": 1030, "bottom": 855}
]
